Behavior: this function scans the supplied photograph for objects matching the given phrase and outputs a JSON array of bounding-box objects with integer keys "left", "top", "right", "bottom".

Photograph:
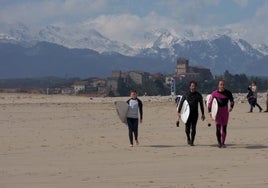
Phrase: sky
[{"left": 0, "top": 0, "right": 268, "bottom": 45}]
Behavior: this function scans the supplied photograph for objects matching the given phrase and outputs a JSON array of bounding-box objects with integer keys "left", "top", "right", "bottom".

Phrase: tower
[{"left": 176, "top": 58, "right": 189, "bottom": 76}]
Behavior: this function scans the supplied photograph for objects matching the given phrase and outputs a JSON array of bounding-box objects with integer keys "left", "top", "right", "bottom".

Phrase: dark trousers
[
  {"left": 249, "top": 98, "right": 262, "bottom": 112},
  {"left": 251, "top": 102, "right": 262, "bottom": 112},
  {"left": 185, "top": 114, "right": 198, "bottom": 144},
  {"left": 127, "top": 118, "right": 139, "bottom": 145},
  {"left": 216, "top": 124, "right": 227, "bottom": 145}
]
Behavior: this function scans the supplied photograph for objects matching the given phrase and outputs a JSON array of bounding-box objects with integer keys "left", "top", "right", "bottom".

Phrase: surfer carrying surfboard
[
  {"left": 208, "top": 80, "right": 234, "bottom": 148},
  {"left": 177, "top": 81, "right": 205, "bottom": 146},
  {"left": 126, "top": 90, "right": 143, "bottom": 147}
]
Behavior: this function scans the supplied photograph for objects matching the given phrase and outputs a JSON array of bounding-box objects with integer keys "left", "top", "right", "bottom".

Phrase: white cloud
[
  {"left": 226, "top": 2, "right": 268, "bottom": 44},
  {"left": 84, "top": 14, "right": 149, "bottom": 46},
  {"left": 0, "top": 0, "right": 222, "bottom": 26},
  {"left": 83, "top": 12, "right": 182, "bottom": 46},
  {"left": 0, "top": 0, "right": 108, "bottom": 25},
  {"left": 245, "top": 2, "right": 268, "bottom": 44},
  {"left": 0, "top": 0, "right": 267, "bottom": 45},
  {"left": 155, "top": 0, "right": 220, "bottom": 24},
  {"left": 255, "top": 2, "right": 268, "bottom": 19},
  {"left": 232, "top": 0, "right": 249, "bottom": 8}
]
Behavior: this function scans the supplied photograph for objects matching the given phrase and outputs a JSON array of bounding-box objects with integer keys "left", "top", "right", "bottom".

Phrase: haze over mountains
[{"left": 0, "top": 23, "right": 268, "bottom": 78}]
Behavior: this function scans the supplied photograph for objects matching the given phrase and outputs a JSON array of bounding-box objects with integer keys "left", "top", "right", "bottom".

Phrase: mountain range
[{"left": 0, "top": 23, "right": 268, "bottom": 78}]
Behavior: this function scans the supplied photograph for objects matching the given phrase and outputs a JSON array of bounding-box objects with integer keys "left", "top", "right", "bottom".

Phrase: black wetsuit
[{"left": 178, "top": 91, "right": 205, "bottom": 145}]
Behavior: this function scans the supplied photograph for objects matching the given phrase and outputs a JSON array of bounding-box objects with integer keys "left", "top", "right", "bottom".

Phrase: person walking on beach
[
  {"left": 246, "top": 86, "right": 256, "bottom": 111},
  {"left": 264, "top": 91, "right": 268, "bottom": 112},
  {"left": 177, "top": 81, "right": 205, "bottom": 146},
  {"left": 126, "top": 90, "right": 143, "bottom": 147},
  {"left": 208, "top": 80, "right": 234, "bottom": 148},
  {"left": 247, "top": 81, "right": 263, "bottom": 112}
]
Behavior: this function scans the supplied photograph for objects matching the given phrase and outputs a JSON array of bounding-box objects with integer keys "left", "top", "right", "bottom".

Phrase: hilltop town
[
  {"left": 1, "top": 58, "right": 267, "bottom": 96},
  {"left": 46, "top": 58, "right": 213, "bottom": 96}
]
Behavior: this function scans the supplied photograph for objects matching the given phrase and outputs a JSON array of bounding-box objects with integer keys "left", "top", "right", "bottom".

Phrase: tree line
[
  {"left": 0, "top": 71, "right": 267, "bottom": 96},
  {"left": 116, "top": 70, "right": 268, "bottom": 96}
]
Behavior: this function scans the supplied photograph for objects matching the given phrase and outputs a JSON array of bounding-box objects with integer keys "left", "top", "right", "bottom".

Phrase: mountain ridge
[{"left": 0, "top": 23, "right": 268, "bottom": 78}]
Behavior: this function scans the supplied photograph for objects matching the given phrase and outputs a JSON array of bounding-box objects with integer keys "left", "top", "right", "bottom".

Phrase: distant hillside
[
  {"left": 0, "top": 76, "right": 80, "bottom": 89},
  {"left": 0, "top": 35, "right": 268, "bottom": 78},
  {"left": 0, "top": 41, "right": 168, "bottom": 78}
]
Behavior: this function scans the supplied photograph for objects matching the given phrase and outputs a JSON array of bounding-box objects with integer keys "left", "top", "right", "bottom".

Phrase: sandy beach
[{"left": 0, "top": 93, "right": 267, "bottom": 188}]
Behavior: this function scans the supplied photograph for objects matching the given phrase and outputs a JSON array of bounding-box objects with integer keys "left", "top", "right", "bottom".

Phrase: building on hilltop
[
  {"left": 111, "top": 70, "right": 122, "bottom": 78},
  {"left": 72, "top": 81, "right": 87, "bottom": 94},
  {"left": 106, "top": 78, "right": 119, "bottom": 96},
  {"left": 107, "top": 70, "right": 151, "bottom": 96},
  {"left": 129, "top": 71, "right": 150, "bottom": 85},
  {"left": 174, "top": 58, "right": 212, "bottom": 80},
  {"left": 111, "top": 70, "right": 150, "bottom": 85},
  {"left": 84, "top": 78, "right": 106, "bottom": 95}
]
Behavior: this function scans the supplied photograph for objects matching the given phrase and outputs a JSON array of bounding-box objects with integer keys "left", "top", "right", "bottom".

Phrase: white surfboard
[
  {"left": 206, "top": 94, "right": 218, "bottom": 120},
  {"left": 115, "top": 101, "right": 129, "bottom": 125},
  {"left": 176, "top": 95, "right": 183, "bottom": 112},
  {"left": 205, "top": 94, "right": 212, "bottom": 126},
  {"left": 180, "top": 100, "right": 190, "bottom": 124},
  {"left": 211, "top": 98, "right": 218, "bottom": 120},
  {"left": 206, "top": 94, "right": 211, "bottom": 109}
]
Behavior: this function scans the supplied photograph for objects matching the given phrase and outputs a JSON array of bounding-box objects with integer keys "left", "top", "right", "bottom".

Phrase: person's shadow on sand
[
  {"left": 141, "top": 144, "right": 268, "bottom": 149},
  {"left": 143, "top": 145, "right": 179, "bottom": 148},
  {"left": 209, "top": 144, "right": 268, "bottom": 149}
]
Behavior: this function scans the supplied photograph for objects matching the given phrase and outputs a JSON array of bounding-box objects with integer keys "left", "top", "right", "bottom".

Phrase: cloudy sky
[{"left": 0, "top": 0, "right": 268, "bottom": 45}]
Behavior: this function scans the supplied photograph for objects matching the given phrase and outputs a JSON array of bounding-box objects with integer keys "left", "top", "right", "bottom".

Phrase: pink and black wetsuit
[{"left": 208, "top": 89, "right": 234, "bottom": 147}]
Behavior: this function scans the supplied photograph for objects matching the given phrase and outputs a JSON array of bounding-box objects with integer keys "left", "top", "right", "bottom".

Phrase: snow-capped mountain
[
  {"left": 0, "top": 33, "right": 16, "bottom": 41},
  {"left": 253, "top": 44, "right": 268, "bottom": 56},
  {"left": 1, "top": 23, "right": 268, "bottom": 56},
  {"left": 0, "top": 23, "right": 267, "bottom": 78},
  {"left": 36, "top": 25, "right": 138, "bottom": 56}
]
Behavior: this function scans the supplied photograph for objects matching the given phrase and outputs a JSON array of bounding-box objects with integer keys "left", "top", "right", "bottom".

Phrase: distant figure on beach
[
  {"left": 177, "top": 81, "right": 205, "bottom": 146},
  {"left": 264, "top": 91, "right": 268, "bottom": 112},
  {"left": 247, "top": 81, "right": 262, "bottom": 113},
  {"left": 246, "top": 86, "right": 255, "bottom": 111},
  {"left": 126, "top": 90, "right": 143, "bottom": 147},
  {"left": 208, "top": 80, "right": 234, "bottom": 148}
]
